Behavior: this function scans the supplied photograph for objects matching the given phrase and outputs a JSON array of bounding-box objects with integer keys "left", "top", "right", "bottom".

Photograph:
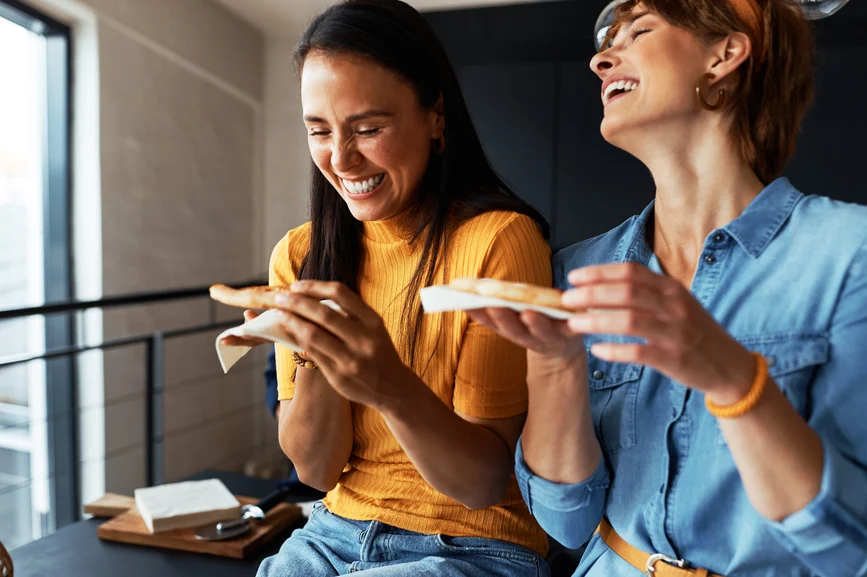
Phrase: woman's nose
[
  {"left": 590, "top": 49, "right": 617, "bottom": 78},
  {"left": 331, "top": 138, "right": 361, "bottom": 173}
]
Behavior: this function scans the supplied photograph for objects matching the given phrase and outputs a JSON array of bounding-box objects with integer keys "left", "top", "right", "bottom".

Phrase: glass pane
[{"left": 0, "top": 14, "right": 51, "bottom": 550}]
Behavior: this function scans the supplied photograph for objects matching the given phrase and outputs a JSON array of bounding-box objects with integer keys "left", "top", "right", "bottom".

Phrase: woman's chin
[
  {"left": 600, "top": 118, "right": 644, "bottom": 154},
  {"left": 345, "top": 202, "right": 393, "bottom": 223},
  {"left": 600, "top": 116, "right": 625, "bottom": 141}
]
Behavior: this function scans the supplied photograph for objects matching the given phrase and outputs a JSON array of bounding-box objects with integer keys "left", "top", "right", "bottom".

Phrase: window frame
[{"left": 0, "top": 0, "right": 76, "bottom": 530}]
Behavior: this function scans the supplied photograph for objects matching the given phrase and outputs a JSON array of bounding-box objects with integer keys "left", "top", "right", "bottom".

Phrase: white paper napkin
[
  {"left": 215, "top": 299, "right": 344, "bottom": 373},
  {"left": 419, "top": 285, "right": 571, "bottom": 320},
  {"left": 134, "top": 478, "right": 240, "bottom": 534},
  {"left": 215, "top": 309, "right": 301, "bottom": 373}
]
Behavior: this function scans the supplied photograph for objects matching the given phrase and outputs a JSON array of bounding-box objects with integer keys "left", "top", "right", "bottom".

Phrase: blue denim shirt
[{"left": 516, "top": 178, "right": 867, "bottom": 576}]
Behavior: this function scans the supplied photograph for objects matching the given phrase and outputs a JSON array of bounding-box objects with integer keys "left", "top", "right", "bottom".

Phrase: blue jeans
[{"left": 257, "top": 501, "right": 550, "bottom": 576}]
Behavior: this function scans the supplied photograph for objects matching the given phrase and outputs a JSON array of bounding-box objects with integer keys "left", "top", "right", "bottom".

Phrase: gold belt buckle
[{"left": 646, "top": 553, "right": 687, "bottom": 576}]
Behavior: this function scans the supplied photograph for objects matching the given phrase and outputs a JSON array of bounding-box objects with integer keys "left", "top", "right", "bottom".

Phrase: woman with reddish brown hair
[{"left": 469, "top": 0, "right": 867, "bottom": 575}]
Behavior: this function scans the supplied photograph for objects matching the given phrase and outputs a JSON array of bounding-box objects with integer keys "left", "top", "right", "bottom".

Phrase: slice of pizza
[
  {"left": 448, "top": 278, "right": 566, "bottom": 311},
  {"left": 208, "top": 284, "right": 290, "bottom": 310}
]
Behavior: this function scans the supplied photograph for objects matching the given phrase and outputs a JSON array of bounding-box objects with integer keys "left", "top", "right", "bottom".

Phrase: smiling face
[
  {"left": 300, "top": 51, "right": 442, "bottom": 223},
  {"left": 589, "top": 3, "right": 714, "bottom": 152}
]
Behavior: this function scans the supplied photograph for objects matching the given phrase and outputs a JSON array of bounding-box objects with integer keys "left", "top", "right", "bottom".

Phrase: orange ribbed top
[{"left": 270, "top": 210, "right": 551, "bottom": 555}]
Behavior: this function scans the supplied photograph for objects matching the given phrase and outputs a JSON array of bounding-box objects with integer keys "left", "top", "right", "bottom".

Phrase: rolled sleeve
[
  {"left": 765, "top": 237, "right": 867, "bottom": 576},
  {"left": 515, "top": 436, "right": 609, "bottom": 548},
  {"left": 767, "top": 440, "right": 867, "bottom": 576},
  {"left": 270, "top": 228, "right": 308, "bottom": 402}
]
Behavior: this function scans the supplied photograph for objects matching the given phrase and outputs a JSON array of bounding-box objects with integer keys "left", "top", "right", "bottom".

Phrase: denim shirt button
[
  {"left": 766, "top": 356, "right": 777, "bottom": 368},
  {"left": 713, "top": 233, "right": 725, "bottom": 243},
  {"left": 592, "top": 370, "right": 605, "bottom": 380},
  {"left": 704, "top": 254, "right": 717, "bottom": 265}
]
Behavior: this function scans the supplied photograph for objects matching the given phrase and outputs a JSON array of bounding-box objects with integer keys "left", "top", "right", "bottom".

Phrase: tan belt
[{"left": 598, "top": 518, "right": 724, "bottom": 577}]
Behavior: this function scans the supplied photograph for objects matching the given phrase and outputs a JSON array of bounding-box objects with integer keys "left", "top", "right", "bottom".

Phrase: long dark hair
[{"left": 295, "top": 0, "right": 550, "bottom": 370}]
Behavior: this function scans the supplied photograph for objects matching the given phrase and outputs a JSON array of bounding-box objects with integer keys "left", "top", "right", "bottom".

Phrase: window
[{"left": 0, "top": 0, "right": 73, "bottom": 550}]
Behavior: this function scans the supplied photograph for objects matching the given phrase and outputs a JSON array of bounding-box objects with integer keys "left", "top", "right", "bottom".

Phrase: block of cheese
[{"left": 133, "top": 479, "right": 241, "bottom": 534}]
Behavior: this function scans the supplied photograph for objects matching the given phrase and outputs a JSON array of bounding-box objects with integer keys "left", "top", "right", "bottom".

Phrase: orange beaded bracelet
[{"left": 705, "top": 352, "right": 768, "bottom": 419}]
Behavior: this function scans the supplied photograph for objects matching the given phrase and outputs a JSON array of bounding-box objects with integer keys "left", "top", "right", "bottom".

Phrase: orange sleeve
[
  {"left": 452, "top": 214, "right": 553, "bottom": 419},
  {"left": 270, "top": 224, "right": 310, "bottom": 401}
]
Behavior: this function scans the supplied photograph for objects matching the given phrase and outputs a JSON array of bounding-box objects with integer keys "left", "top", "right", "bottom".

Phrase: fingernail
[
  {"left": 567, "top": 269, "right": 584, "bottom": 284},
  {"left": 275, "top": 293, "right": 290, "bottom": 305},
  {"left": 290, "top": 282, "right": 302, "bottom": 291}
]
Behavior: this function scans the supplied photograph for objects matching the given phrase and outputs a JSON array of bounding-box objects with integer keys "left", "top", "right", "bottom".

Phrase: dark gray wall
[{"left": 426, "top": 0, "right": 867, "bottom": 250}]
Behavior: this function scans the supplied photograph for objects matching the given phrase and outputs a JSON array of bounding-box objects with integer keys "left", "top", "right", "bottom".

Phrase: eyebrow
[{"left": 303, "top": 110, "right": 393, "bottom": 123}]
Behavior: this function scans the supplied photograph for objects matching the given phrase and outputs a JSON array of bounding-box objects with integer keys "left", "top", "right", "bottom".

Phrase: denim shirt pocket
[
  {"left": 587, "top": 345, "right": 644, "bottom": 455},
  {"left": 716, "top": 333, "right": 829, "bottom": 445}
]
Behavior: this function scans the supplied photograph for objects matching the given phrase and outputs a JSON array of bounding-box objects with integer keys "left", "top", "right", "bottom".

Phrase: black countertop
[{"left": 11, "top": 470, "right": 312, "bottom": 577}]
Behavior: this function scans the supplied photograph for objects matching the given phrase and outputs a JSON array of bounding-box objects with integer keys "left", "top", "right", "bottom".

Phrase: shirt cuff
[
  {"left": 515, "top": 435, "right": 610, "bottom": 514},
  {"left": 767, "top": 439, "right": 867, "bottom": 556}
]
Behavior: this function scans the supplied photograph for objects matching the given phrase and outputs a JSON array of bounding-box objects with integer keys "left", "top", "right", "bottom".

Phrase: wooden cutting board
[
  {"left": 97, "top": 496, "right": 302, "bottom": 559},
  {"left": 84, "top": 493, "right": 136, "bottom": 518}
]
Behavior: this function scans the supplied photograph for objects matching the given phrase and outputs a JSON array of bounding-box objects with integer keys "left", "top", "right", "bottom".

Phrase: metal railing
[{"left": 0, "top": 277, "right": 266, "bottom": 488}]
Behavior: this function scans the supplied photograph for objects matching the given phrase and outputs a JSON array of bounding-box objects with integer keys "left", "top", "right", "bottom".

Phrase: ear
[
  {"left": 431, "top": 92, "right": 445, "bottom": 139},
  {"left": 707, "top": 32, "right": 752, "bottom": 86}
]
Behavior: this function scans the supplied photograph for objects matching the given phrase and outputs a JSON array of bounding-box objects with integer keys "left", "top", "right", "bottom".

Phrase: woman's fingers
[
  {"left": 273, "top": 292, "right": 362, "bottom": 348},
  {"left": 243, "top": 309, "right": 259, "bottom": 322},
  {"left": 567, "top": 262, "right": 664, "bottom": 287},
  {"left": 469, "top": 307, "right": 576, "bottom": 354},
  {"left": 521, "top": 310, "right": 573, "bottom": 344},
  {"left": 566, "top": 310, "right": 685, "bottom": 343},
  {"left": 466, "top": 309, "right": 497, "bottom": 330},
  {"left": 218, "top": 310, "right": 267, "bottom": 346},
  {"left": 486, "top": 308, "right": 536, "bottom": 343},
  {"left": 275, "top": 310, "right": 351, "bottom": 364},
  {"left": 562, "top": 281, "right": 668, "bottom": 313},
  {"left": 220, "top": 335, "right": 268, "bottom": 347},
  {"left": 282, "top": 281, "right": 380, "bottom": 328}
]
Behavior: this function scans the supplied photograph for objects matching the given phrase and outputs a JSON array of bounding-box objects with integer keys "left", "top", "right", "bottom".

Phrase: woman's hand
[
  {"left": 466, "top": 307, "right": 579, "bottom": 356},
  {"left": 564, "top": 262, "right": 755, "bottom": 404},
  {"left": 219, "top": 310, "right": 272, "bottom": 347},
  {"left": 466, "top": 301, "right": 587, "bottom": 379},
  {"left": 272, "top": 281, "right": 415, "bottom": 411}
]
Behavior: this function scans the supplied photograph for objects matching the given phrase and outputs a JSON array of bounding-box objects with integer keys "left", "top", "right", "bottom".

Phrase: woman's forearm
[
  {"left": 714, "top": 380, "right": 824, "bottom": 521},
  {"left": 379, "top": 374, "right": 520, "bottom": 510},
  {"left": 279, "top": 369, "right": 353, "bottom": 492},
  {"left": 521, "top": 352, "right": 601, "bottom": 484}
]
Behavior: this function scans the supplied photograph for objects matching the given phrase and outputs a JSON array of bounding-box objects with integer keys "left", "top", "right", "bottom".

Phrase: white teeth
[
  {"left": 603, "top": 80, "right": 639, "bottom": 103},
  {"left": 343, "top": 174, "right": 384, "bottom": 195}
]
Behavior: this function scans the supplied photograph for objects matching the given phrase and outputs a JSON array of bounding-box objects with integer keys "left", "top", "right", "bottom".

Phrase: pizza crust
[
  {"left": 208, "top": 284, "right": 290, "bottom": 310},
  {"left": 449, "top": 278, "right": 566, "bottom": 311}
]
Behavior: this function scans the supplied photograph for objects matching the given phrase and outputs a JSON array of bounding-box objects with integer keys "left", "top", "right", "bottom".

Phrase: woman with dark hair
[
  {"left": 469, "top": 0, "right": 867, "bottom": 575},
  {"left": 255, "top": 0, "right": 552, "bottom": 575}
]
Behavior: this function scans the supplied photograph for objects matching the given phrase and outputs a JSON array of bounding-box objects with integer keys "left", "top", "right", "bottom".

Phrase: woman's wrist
[
  {"left": 373, "top": 365, "right": 425, "bottom": 418},
  {"left": 527, "top": 348, "right": 587, "bottom": 382},
  {"left": 705, "top": 350, "right": 758, "bottom": 406}
]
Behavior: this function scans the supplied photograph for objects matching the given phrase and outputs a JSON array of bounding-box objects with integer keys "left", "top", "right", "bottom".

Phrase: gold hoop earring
[
  {"left": 696, "top": 73, "right": 727, "bottom": 111},
  {"left": 432, "top": 136, "right": 445, "bottom": 155}
]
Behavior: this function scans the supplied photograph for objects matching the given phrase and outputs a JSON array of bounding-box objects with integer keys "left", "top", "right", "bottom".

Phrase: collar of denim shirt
[{"left": 616, "top": 177, "right": 803, "bottom": 265}]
